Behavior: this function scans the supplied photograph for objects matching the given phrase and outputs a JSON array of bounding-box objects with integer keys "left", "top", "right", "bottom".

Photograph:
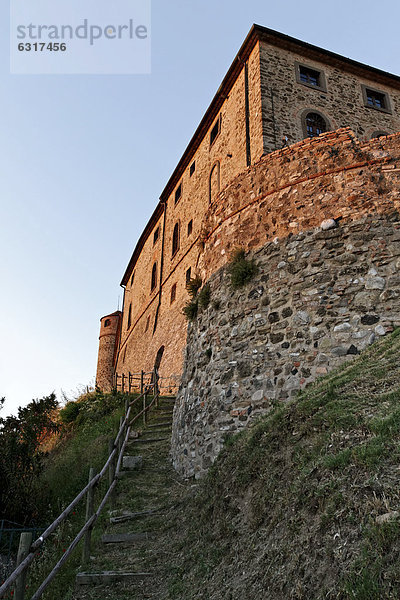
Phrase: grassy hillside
[
  {"left": 166, "top": 329, "right": 400, "bottom": 599},
  {"left": 22, "top": 390, "right": 137, "bottom": 600}
]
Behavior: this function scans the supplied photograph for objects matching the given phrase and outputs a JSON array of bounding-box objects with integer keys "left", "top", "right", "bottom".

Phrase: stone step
[
  {"left": 147, "top": 420, "right": 172, "bottom": 427},
  {"left": 142, "top": 428, "right": 171, "bottom": 435},
  {"left": 101, "top": 532, "right": 153, "bottom": 545},
  {"left": 122, "top": 455, "right": 143, "bottom": 470},
  {"left": 76, "top": 571, "right": 152, "bottom": 585},
  {"left": 128, "top": 437, "right": 168, "bottom": 444}
]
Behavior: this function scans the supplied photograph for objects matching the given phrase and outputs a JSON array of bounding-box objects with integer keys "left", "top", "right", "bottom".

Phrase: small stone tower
[{"left": 96, "top": 311, "right": 122, "bottom": 391}]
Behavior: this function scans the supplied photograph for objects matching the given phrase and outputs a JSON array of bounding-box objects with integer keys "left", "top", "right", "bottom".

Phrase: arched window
[
  {"left": 151, "top": 263, "right": 157, "bottom": 291},
  {"left": 170, "top": 283, "right": 177, "bottom": 304},
  {"left": 371, "top": 131, "right": 389, "bottom": 139},
  {"left": 154, "top": 345, "right": 165, "bottom": 371},
  {"left": 305, "top": 112, "right": 327, "bottom": 138},
  {"left": 127, "top": 304, "right": 132, "bottom": 329},
  {"left": 104, "top": 319, "right": 111, "bottom": 328},
  {"left": 209, "top": 161, "right": 221, "bottom": 204},
  {"left": 172, "top": 223, "right": 180, "bottom": 257}
]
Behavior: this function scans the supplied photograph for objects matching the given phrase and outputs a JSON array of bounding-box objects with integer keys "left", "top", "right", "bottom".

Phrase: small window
[
  {"left": 210, "top": 115, "right": 221, "bottom": 146},
  {"left": 122, "top": 347, "right": 127, "bottom": 363},
  {"left": 362, "top": 86, "right": 391, "bottom": 113},
  {"left": 151, "top": 263, "right": 157, "bottom": 291},
  {"left": 300, "top": 66, "right": 320, "bottom": 86},
  {"left": 104, "top": 319, "right": 111, "bottom": 328},
  {"left": 172, "top": 222, "right": 180, "bottom": 257},
  {"left": 127, "top": 304, "right": 132, "bottom": 329},
  {"left": 305, "top": 112, "right": 327, "bottom": 138},
  {"left": 130, "top": 271, "right": 135, "bottom": 286},
  {"left": 187, "top": 219, "right": 193, "bottom": 236},
  {"left": 295, "top": 62, "right": 327, "bottom": 92},
  {"left": 190, "top": 161, "right": 196, "bottom": 176},
  {"left": 186, "top": 267, "right": 192, "bottom": 283},
  {"left": 153, "top": 226, "right": 160, "bottom": 245},
  {"left": 367, "top": 90, "right": 385, "bottom": 109},
  {"left": 175, "top": 183, "right": 182, "bottom": 204},
  {"left": 145, "top": 315, "right": 150, "bottom": 332},
  {"left": 170, "top": 283, "right": 177, "bottom": 304}
]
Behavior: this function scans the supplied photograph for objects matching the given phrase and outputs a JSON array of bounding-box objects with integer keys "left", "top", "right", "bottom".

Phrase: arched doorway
[{"left": 153, "top": 346, "right": 165, "bottom": 394}]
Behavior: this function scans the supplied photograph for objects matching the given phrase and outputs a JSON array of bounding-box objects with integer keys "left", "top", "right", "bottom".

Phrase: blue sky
[{"left": 1, "top": 0, "right": 400, "bottom": 416}]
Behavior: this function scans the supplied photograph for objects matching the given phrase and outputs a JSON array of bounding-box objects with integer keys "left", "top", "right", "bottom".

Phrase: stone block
[{"left": 122, "top": 456, "right": 143, "bottom": 470}]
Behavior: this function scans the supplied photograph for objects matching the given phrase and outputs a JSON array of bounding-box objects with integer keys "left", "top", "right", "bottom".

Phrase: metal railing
[
  {"left": 0, "top": 521, "right": 44, "bottom": 572},
  {"left": 114, "top": 370, "right": 180, "bottom": 395},
  {"left": 0, "top": 375, "right": 161, "bottom": 600}
]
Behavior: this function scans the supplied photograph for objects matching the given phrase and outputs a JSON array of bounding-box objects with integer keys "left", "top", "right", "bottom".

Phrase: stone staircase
[{"left": 72, "top": 396, "right": 184, "bottom": 600}]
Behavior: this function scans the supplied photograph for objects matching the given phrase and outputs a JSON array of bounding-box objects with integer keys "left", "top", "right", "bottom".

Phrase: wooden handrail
[{"left": 0, "top": 376, "right": 163, "bottom": 600}]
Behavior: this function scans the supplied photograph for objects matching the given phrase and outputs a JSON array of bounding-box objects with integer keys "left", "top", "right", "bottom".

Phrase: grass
[
  {"left": 13, "top": 330, "right": 400, "bottom": 600},
  {"left": 19, "top": 391, "right": 141, "bottom": 600},
  {"left": 161, "top": 329, "right": 400, "bottom": 599},
  {"left": 227, "top": 247, "right": 258, "bottom": 289}
]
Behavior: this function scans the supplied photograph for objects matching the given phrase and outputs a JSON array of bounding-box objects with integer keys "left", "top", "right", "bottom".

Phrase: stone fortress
[{"left": 96, "top": 25, "right": 400, "bottom": 477}]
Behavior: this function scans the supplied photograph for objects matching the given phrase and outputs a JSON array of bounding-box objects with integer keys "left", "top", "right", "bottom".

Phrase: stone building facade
[{"left": 96, "top": 24, "right": 400, "bottom": 392}]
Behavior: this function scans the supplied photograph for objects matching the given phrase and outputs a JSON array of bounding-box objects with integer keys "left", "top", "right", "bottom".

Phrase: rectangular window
[
  {"left": 295, "top": 62, "right": 327, "bottom": 92},
  {"left": 153, "top": 226, "right": 160, "bottom": 245},
  {"left": 362, "top": 85, "right": 391, "bottom": 113},
  {"left": 300, "top": 66, "right": 320, "bottom": 86},
  {"left": 175, "top": 183, "right": 182, "bottom": 204},
  {"left": 187, "top": 219, "right": 193, "bottom": 236},
  {"left": 210, "top": 115, "right": 221, "bottom": 146},
  {"left": 186, "top": 267, "right": 191, "bottom": 283},
  {"left": 190, "top": 161, "right": 196, "bottom": 176}
]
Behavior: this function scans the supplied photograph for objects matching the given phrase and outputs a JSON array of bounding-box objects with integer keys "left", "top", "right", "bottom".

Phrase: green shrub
[
  {"left": 59, "top": 402, "right": 80, "bottom": 424},
  {"left": 198, "top": 284, "right": 211, "bottom": 308},
  {"left": 186, "top": 276, "right": 202, "bottom": 299},
  {"left": 227, "top": 247, "right": 258, "bottom": 289},
  {"left": 183, "top": 299, "right": 198, "bottom": 321}
]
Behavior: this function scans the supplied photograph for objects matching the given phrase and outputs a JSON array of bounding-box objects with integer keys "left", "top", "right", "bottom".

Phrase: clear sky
[{"left": 1, "top": 0, "right": 400, "bottom": 416}]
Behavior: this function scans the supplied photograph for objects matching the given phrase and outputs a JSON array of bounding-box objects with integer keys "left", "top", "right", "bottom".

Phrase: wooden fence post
[
  {"left": 82, "top": 467, "right": 95, "bottom": 564},
  {"left": 140, "top": 370, "right": 144, "bottom": 395},
  {"left": 14, "top": 531, "right": 33, "bottom": 600},
  {"left": 118, "top": 417, "right": 124, "bottom": 457},
  {"left": 143, "top": 391, "right": 147, "bottom": 426},
  {"left": 108, "top": 439, "right": 116, "bottom": 510},
  {"left": 121, "top": 373, "right": 125, "bottom": 393},
  {"left": 128, "top": 372, "right": 131, "bottom": 394}
]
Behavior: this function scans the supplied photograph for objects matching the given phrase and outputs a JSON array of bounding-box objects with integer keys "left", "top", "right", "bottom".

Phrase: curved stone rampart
[{"left": 172, "top": 129, "right": 400, "bottom": 479}]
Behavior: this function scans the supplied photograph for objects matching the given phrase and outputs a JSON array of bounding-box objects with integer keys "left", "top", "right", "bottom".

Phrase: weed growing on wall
[
  {"left": 198, "top": 284, "right": 211, "bottom": 309},
  {"left": 227, "top": 248, "right": 258, "bottom": 289},
  {"left": 183, "top": 277, "right": 212, "bottom": 321}
]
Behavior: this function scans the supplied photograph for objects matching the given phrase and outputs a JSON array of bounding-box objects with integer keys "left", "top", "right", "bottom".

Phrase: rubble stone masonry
[{"left": 171, "top": 129, "right": 400, "bottom": 478}]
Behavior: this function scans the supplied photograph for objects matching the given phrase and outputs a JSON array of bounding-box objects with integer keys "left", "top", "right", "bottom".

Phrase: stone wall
[
  {"left": 171, "top": 213, "right": 400, "bottom": 478},
  {"left": 259, "top": 42, "right": 400, "bottom": 153},
  {"left": 198, "top": 128, "right": 400, "bottom": 281}
]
